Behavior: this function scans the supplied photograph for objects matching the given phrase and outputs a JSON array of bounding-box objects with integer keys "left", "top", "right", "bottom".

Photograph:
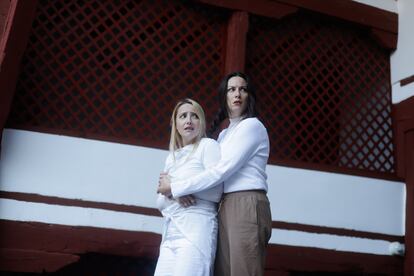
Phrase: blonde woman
[{"left": 154, "top": 98, "right": 222, "bottom": 276}]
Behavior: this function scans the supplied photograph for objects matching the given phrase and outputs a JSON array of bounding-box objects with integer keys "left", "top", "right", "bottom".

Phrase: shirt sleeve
[
  {"left": 156, "top": 152, "right": 173, "bottom": 208},
  {"left": 163, "top": 153, "right": 173, "bottom": 172},
  {"left": 171, "top": 118, "right": 266, "bottom": 197},
  {"left": 201, "top": 139, "right": 221, "bottom": 169}
]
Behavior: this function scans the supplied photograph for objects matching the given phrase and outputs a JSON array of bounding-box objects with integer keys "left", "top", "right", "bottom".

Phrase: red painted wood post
[
  {"left": 0, "top": 0, "right": 37, "bottom": 144},
  {"left": 0, "top": 0, "right": 11, "bottom": 38},
  {"left": 224, "top": 11, "right": 248, "bottom": 74},
  {"left": 405, "top": 129, "right": 414, "bottom": 276}
]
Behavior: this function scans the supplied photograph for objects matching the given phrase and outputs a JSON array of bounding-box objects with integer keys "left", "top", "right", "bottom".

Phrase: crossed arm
[{"left": 158, "top": 119, "right": 265, "bottom": 198}]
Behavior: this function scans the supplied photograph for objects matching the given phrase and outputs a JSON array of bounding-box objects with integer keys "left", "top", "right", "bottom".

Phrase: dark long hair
[{"left": 208, "top": 72, "right": 257, "bottom": 137}]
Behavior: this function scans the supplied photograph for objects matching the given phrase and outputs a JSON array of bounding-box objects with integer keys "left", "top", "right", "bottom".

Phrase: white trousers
[{"left": 154, "top": 219, "right": 213, "bottom": 276}]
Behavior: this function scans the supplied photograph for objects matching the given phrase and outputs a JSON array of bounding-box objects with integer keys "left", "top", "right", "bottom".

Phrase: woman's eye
[{"left": 192, "top": 114, "right": 199, "bottom": 119}]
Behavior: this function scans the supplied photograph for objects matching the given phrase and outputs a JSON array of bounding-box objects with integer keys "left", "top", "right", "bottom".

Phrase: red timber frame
[
  {"left": 0, "top": 0, "right": 406, "bottom": 275},
  {"left": 0, "top": 191, "right": 405, "bottom": 275},
  {"left": 198, "top": 0, "right": 398, "bottom": 51},
  {"left": 0, "top": 0, "right": 398, "bottom": 135},
  {"left": 3, "top": 0, "right": 399, "bottom": 179},
  {"left": 394, "top": 96, "right": 414, "bottom": 276},
  {"left": 0, "top": 0, "right": 37, "bottom": 146}
]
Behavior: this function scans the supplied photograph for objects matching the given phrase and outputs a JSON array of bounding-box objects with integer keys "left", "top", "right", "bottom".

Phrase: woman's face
[
  {"left": 176, "top": 103, "right": 201, "bottom": 146},
  {"left": 226, "top": 76, "right": 248, "bottom": 118}
]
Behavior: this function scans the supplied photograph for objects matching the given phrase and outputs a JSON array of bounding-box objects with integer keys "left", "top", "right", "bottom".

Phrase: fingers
[
  {"left": 157, "top": 184, "right": 166, "bottom": 194},
  {"left": 157, "top": 181, "right": 165, "bottom": 194},
  {"left": 178, "top": 195, "right": 196, "bottom": 207},
  {"left": 158, "top": 172, "right": 167, "bottom": 182},
  {"left": 178, "top": 197, "right": 190, "bottom": 207},
  {"left": 157, "top": 172, "right": 172, "bottom": 197},
  {"left": 158, "top": 174, "right": 170, "bottom": 183},
  {"left": 157, "top": 183, "right": 172, "bottom": 197},
  {"left": 187, "top": 195, "right": 196, "bottom": 204}
]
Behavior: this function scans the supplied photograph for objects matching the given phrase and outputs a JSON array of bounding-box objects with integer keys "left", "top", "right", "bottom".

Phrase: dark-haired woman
[{"left": 158, "top": 72, "right": 272, "bottom": 276}]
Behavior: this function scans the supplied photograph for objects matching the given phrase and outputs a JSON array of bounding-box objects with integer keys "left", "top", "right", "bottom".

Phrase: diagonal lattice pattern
[
  {"left": 7, "top": 0, "right": 227, "bottom": 147},
  {"left": 6, "top": 1, "right": 395, "bottom": 176},
  {"left": 247, "top": 14, "right": 394, "bottom": 174}
]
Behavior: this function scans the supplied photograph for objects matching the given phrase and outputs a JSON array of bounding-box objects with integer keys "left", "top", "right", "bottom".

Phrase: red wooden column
[
  {"left": 224, "top": 11, "right": 248, "bottom": 74},
  {"left": 0, "top": 0, "right": 37, "bottom": 144},
  {"left": 403, "top": 127, "right": 414, "bottom": 276},
  {"left": 405, "top": 128, "right": 414, "bottom": 276},
  {"left": 394, "top": 96, "right": 414, "bottom": 276},
  {"left": 0, "top": 0, "right": 11, "bottom": 37}
]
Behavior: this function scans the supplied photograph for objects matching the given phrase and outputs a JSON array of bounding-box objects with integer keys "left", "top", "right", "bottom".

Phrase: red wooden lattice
[
  {"left": 247, "top": 13, "right": 394, "bottom": 174},
  {"left": 7, "top": 0, "right": 227, "bottom": 148},
  {"left": 6, "top": 1, "right": 395, "bottom": 176}
]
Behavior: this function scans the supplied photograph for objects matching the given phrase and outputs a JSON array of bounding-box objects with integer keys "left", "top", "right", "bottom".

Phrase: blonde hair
[{"left": 169, "top": 98, "right": 206, "bottom": 152}]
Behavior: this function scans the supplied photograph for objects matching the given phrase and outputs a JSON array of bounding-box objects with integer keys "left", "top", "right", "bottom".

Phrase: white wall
[
  {"left": 267, "top": 166, "right": 404, "bottom": 236},
  {"left": 353, "top": 0, "right": 397, "bottom": 13},
  {"left": 0, "top": 129, "right": 405, "bottom": 237},
  {"left": 0, "top": 129, "right": 165, "bottom": 208},
  {"left": 391, "top": 0, "right": 414, "bottom": 103},
  {"left": 270, "top": 229, "right": 395, "bottom": 255},
  {"left": 0, "top": 198, "right": 164, "bottom": 234}
]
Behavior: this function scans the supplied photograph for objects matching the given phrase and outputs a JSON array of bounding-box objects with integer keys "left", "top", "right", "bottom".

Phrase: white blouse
[
  {"left": 171, "top": 117, "right": 269, "bottom": 197},
  {"left": 156, "top": 138, "right": 222, "bottom": 211}
]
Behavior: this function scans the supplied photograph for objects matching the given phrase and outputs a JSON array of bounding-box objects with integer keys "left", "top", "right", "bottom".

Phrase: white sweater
[
  {"left": 157, "top": 138, "right": 222, "bottom": 211},
  {"left": 171, "top": 117, "right": 269, "bottom": 197}
]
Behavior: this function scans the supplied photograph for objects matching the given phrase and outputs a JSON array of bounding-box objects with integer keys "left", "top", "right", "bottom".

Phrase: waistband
[{"left": 224, "top": 189, "right": 266, "bottom": 195}]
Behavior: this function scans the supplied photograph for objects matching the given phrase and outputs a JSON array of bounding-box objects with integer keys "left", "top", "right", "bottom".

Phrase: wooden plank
[
  {"left": 0, "top": 0, "right": 10, "bottom": 38},
  {"left": 274, "top": 0, "right": 397, "bottom": 34},
  {"left": 0, "top": 0, "right": 37, "bottom": 143},
  {"left": 225, "top": 11, "right": 249, "bottom": 73},
  {"left": 0, "top": 220, "right": 161, "bottom": 259},
  {"left": 393, "top": 96, "right": 414, "bottom": 178},
  {"left": 0, "top": 248, "right": 79, "bottom": 273},
  {"left": 197, "top": 0, "right": 298, "bottom": 19},
  {"left": 265, "top": 244, "right": 403, "bottom": 274},
  {"left": 197, "top": 0, "right": 398, "bottom": 50},
  {"left": 404, "top": 130, "right": 414, "bottom": 276}
]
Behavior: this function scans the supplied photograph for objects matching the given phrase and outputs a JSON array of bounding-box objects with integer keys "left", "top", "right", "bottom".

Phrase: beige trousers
[{"left": 214, "top": 190, "right": 272, "bottom": 276}]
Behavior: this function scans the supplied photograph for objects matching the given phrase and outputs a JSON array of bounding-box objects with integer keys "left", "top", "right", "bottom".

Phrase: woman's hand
[
  {"left": 177, "top": 195, "right": 196, "bottom": 207},
  {"left": 157, "top": 172, "right": 172, "bottom": 196}
]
